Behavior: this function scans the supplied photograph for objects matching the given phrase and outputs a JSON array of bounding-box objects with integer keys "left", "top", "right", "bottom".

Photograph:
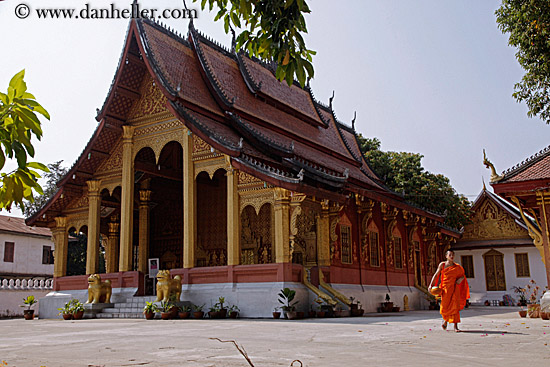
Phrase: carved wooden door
[{"left": 484, "top": 250, "right": 506, "bottom": 291}]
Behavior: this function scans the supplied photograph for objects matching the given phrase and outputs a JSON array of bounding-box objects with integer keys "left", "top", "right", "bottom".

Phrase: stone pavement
[{"left": 0, "top": 307, "right": 549, "bottom": 367}]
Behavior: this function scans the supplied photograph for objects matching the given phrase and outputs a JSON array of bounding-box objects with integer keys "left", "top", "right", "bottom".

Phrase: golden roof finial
[{"left": 483, "top": 149, "right": 504, "bottom": 183}]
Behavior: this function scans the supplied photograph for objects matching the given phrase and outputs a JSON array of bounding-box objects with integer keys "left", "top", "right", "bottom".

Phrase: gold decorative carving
[
  {"left": 66, "top": 215, "right": 88, "bottom": 233},
  {"left": 96, "top": 141, "right": 123, "bottom": 174},
  {"left": 329, "top": 215, "right": 340, "bottom": 261},
  {"left": 511, "top": 196, "right": 545, "bottom": 264},
  {"left": 193, "top": 134, "right": 210, "bottom": 153},
  {"left": 462, "top": 199, "right": 529, "bottom": 240},
  {"left": 239, "top": 189, "right": 274, "bottom": 215},
  {"left": 134, "top": 119, "right": 184, "bottom": 137},
  {"left": 155, "top": 270, "right": 182, "bottom": 302},
  {"left": 68, "top": 195, "right": 89, "bottom": 210},
  {"left": 86, "top": 274, "right": 112, "bottom": 304},
  {"left": 238, "top": 171, "right": 261, "bottom": 185},
  {"left": 483, "top": 149, "right": 504, "bottom": 183},
  {"left": 134, "top": 128, "right": 184, "bottom": 163},
  {"left": 127, "top": 75, "right": 168, "bottom": 121},
  {"left": 194, "top": 156, "right": 226, "bottom": 179}
]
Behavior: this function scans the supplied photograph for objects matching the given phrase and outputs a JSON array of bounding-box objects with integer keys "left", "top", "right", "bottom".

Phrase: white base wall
[
  {"left": 38, "top": 282, "right": 431, "bottom": 318},
  {"left": 39, "top": 287, "right": 138, "bottom": 319},
  {"left": 0, "top": 289, "right": 51, "bottom": 317}
]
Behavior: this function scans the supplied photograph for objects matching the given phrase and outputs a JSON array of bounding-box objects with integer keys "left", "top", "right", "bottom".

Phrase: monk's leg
[{"left": 442, "top": 320, "right": 447, "bottom": 330}]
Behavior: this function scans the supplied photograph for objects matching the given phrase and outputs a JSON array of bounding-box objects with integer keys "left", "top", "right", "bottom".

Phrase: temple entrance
[
  {"left": 484, "top": 249, "right": 506, "bottom": 291},
  {"left": 196, "top": 169, "right": 227, "bottom": 267},
  {"left": 67, "top": 226, "right": 88, "bottom": 276},
  {"left": 135, "top": 142, "right": 184, "bottom": 277},
  {"left": 240, "top": 204, "right": 274, "bottom": 264}
]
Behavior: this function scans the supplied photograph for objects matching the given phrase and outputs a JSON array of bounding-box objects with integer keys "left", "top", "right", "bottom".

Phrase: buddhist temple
[
  {"left": 27, "top": 19, "right": 460, "bottom": 317},
  {"left": 452, "top": 187, "right": 546, "bottom": 304},
  {"left": 486, "top": 147, "right": 550, "bottom": 289}
]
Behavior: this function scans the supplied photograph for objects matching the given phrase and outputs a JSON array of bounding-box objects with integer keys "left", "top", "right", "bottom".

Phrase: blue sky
[{"left": 1, "top": 0, "right": 548, "bottom": 217}]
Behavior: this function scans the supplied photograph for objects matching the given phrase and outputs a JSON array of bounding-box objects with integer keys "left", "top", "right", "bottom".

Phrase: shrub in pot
[
  {"left": 57, "top": 302, "right": 73, "bottom": 320},
  {"left": 278, "top": 287, "right": 299, "bottom": 320},
  {"left": 272, "top": 307, "right": 281, "bottom": 319},
  {"left": 192, "top": 304, "right": 205, "bottom": 319},
  {"left": 228, "top": 305, "right": 240, "bottom": 319},
  {"left": 71, "top": 299, "right": 85, "bottom": 320},
  {"left": 178, "top": 305, "right": 191, "bottom": 319},
  {"left": 21, "top": 295, "right": 38, "bottom": 320},
  {"left": 159, "top": 300, "right": 174, "bottom": 320},
  {"left": 143, "top": 301, "right": 158, "bottom": 320}
]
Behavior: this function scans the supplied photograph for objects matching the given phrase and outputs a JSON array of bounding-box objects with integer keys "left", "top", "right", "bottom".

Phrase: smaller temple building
[{"left": 452, "top": 188, "right": 547, "bottom": 304}]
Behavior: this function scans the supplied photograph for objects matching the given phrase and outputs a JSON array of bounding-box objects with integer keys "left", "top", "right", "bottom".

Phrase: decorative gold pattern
[
  {"left": 127, "top": 75, "right": 168, "bottom": 120},
  {"left": 194, "top": 156, "right": 226, "bottom": 179},
  {"left": 239, "top": 189, "right": 274, "bottom": 214},
  {"left": 462, "top": 199, "right": 529, "bottom": 240},
  {"left": 96, "top": 141, "right": 123, "bottom": 174},
  {"left": 134, "top": 128, "right": 184, "bottom": 163},
  {"left": 238, "top": 171, "right": 262, "bottom": 185},
  {"left": 193, "top": 134, "right": 210, "bottom": 153}
]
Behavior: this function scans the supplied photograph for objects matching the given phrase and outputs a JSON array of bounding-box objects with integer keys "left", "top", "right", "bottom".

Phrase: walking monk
[{"left": 428, "top": 249, "right": 470, "bottom": 332}]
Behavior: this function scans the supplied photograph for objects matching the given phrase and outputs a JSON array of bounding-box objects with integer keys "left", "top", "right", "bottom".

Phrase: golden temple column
[
  {"left": 86, "top": 179, "right": 101, "bottom": 275},
  {"left": 535, "top": 192, "right": 550, "bottom": 286},
  {"left": 226, "top": 164, "right": 240, "bottom": 265},
  {"left": 183, "top": 129, "right": 195, "bottom": 268},
  {"left": 52, "top": 216, "right": 68, "bottom": 278},
  {"left": 119, "top": 125, "right": 135, "bottom": 271},
  {"left": 317, "top": 200, "right": 331, "bottom": 266},
  {"left": 274, "top": 188, "right": 291, "bottom": 263},
  {"left": 138, "top": 189, "right": 152, "bottom": 273},
  {"left": 106, "top": 221, "right": 120, "bottom": 273}
]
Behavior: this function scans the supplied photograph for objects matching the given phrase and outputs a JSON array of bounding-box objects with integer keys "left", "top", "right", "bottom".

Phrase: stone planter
[
  {"left": 193, "top": 311, "right": 204, "bottom": 319},
  {"left": 285, "top": 311, "right": 298, "bottom": 320},
  {"left": 178, "top": 311, "right": 190, "bottom": 319},
  {"left": 518, "top": 310, "right": 527, "bottom": 318},
  {"left": 272, "top": 312, "right": 281, "bottom": 319},
  {"left": 73, "top": 310, "right": 84, "bottom": 320},
  {"left": 62, "top": 313, "right": 73, "bottom": 320},
  {"left": 144, "top": 311, "right": 155, "bottom": 320},
  {"left": 161, "top": 312, "right": 172, "bottom": 320},
  {"left": 382, "top": 302, "right": 394, "bottom": 312}
]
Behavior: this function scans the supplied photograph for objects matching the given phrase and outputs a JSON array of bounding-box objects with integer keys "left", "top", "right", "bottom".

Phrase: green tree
[
  {"left": 23, "top": 160, "right": 68, "bottom": 217},
  {"left": 357, "top": 134, "right": 471, "bottom": 229},
  {"left": 496, "top": 0, "right": 550, "bottom": 123},
  {"left": 194, "top": 0, "right": 315, "bottom": 87},
  {"left": 0, "top": 70, "right": 49, "bottom": 211}
]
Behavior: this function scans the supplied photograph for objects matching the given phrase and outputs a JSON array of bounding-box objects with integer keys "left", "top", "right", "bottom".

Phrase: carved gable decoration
[
  {"left": 127, "top": 74, "right": 168, "bottom": 120},
  {"left": 96, "top": 141, "right": 123, "bottom": 173},
  {"left": 462, "top": 198, "right": 529, "bottom": 240}
]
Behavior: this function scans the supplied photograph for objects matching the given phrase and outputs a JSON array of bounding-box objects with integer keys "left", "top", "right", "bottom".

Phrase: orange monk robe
[{"left": 439, "top": 264, "right": 470, "bottom": 324}]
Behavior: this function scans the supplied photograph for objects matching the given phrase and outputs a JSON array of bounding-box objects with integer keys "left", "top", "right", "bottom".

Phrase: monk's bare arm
[{"left": 428, "top": 262, "right": 445, "bottom": 288}]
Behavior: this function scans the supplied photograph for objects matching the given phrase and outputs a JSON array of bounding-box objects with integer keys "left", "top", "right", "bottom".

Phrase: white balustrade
[{"left": 0, "top": 278, "right": 53, "bottom": 290}]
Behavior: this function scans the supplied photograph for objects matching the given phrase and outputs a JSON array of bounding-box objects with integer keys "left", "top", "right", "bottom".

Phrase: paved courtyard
[{"left": 1, "top": 307, "right": 549, "bottom": 367}]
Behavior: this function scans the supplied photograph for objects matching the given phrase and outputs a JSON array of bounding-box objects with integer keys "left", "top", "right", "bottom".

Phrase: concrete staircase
[{"left": 95, "top": 296, "right": 157, "bottom": 319}]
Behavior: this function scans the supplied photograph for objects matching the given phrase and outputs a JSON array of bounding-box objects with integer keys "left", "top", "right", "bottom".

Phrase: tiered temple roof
[{"left": 27, "top": 19, "right": 444, "bottom": 227}]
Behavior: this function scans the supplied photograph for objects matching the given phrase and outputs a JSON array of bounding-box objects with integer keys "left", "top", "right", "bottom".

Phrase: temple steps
[{"left": 95, "top": 296, "right": 157, "bottom": 319}]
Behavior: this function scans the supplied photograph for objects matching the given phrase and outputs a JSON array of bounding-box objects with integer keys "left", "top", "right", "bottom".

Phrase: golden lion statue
[
  {"left": 155, "top": 270, "right": 181, "bottom": 302},
  {"left": 86, "top": 274, "right": 112, "bottom": 304}
]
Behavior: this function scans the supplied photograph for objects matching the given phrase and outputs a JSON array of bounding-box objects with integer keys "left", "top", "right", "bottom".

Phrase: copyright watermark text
[{"left": 14, "top": 2, "right": 198, "bottom": 20}]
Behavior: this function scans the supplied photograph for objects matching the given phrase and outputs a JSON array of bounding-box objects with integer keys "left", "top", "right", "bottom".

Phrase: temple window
[
  {"left": 340, "top": 225, "right": 352, "bottom": 264},
  {"left": 369, "top": 231, "right": 379, "bottom": 267},
  {"left": 461, "top": 255, "right": 474, "bottom": 278},
  {"left": 394, "top": 237, "right": 403, "bottom": 269},
  {"left": 514, "top": 253, "right": 530, "bottom": 277},
  {"left": 3, "top": 241, "right": 14, "bottom": 263}
]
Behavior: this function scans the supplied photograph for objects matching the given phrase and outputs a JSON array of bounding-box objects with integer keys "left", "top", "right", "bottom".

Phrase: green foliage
[
  {"left": 23, "top": 160, "right": 68, "bottom": 217},
  {"left": 278, "top": 287, "right": 298, "bottom": 312},
  {"left": 496, "top": 0, "right": 550, "bottom": 123},
  {"left": 69, "top": 299, "right": 84, "bottom": 313},
  {"left": 143, "top": 301, "right": 159, "bottom": 313},
  {"left": 57, "top": 301, "right": 73, "bottom": 315},
  {"left": 194, "top": 0, "right": 316, "bottom": 87},
  {"left": 357, "top": 134, "right": 471, "bottom": 229},
  {"left": 0, "top": 70, "right": 49, "bottom": 211},
  {"left": 20, "top": 295, "right": 38, "bottom": 310}
]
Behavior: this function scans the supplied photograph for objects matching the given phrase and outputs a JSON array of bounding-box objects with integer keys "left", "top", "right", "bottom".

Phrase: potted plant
[
  {"left": 518, "top": 307, "right": 527, "bottom": 318},
  {"left": 217, "top": 296, "right": 228, "bottom": 318},
  {"left": 178, "top": 305, "right": 191, "bottom": 319},
  {"left": 426, "top": 294, "right": 439, "bottom": 310},
  {"left": 314, "top": 297, "right": 326, "bottom": 318},
  {"left": 272, "top": 307, "right": 281, "bottom": 319},
  {"left": 71, "top": 299, "right": 85, "bottom": 320},
  {"left": 278, "top": 287, "right": 299, "bottom": 320},
  {"left": 526, "top": 280, "right": 541, "bottom": 318},
  {"left": 21, "top": 295, "right": 38, "bottom": 320},
  {"left": 159, "top": 300, "right": 174, "bottom": 320},
  {"left": 208, "top": 303, "right": 221, "bottom": 319},
  {"left": 350, "top": 297, "right": 364, "bottom": 317},
  {"left": 382, "top": 293, "right": 393, "bottom": 312},
  {"left": 143, "top": 301, "right": 158, "bottom": 320},
  {"left": 228, "top": 305, "right": 240, "bottom": 319},
  {"left": 57, "top": 302, "right": 73, "bottom": 320},
  {"left": 308, "top": 305, "right": 316, "bottom": 318},
  {"left": 192, "top": 304, "right": 205, "bottom": 319},
  {"left": 512, "top": 286, "right": 528, "bottom": 306}
]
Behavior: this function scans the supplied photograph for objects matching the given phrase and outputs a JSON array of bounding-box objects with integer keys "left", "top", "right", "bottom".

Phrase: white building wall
[
  {"left": 454, "top": 247, "right": 546, "bottom": 304},
  {"left": 0, "top": 233, "right": 54, "bottom": 278}
]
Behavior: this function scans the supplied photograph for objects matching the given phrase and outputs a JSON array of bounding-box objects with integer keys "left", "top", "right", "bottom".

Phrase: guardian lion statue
[
  {"left": 86, "top": 274, "right": 112, "bottom": 304},
  {"left": 155, "top": 270, "right": 182, "bottom": 302}
]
